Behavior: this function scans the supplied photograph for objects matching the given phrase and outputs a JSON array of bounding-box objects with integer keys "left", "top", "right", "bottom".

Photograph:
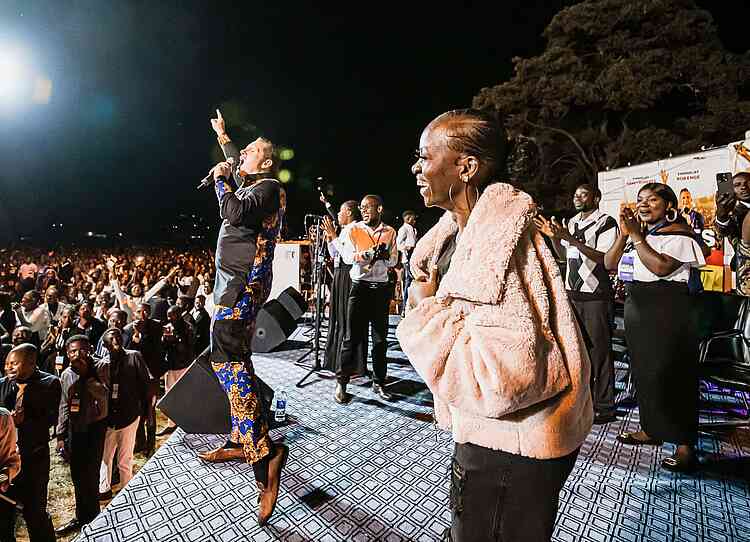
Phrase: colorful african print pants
[{"left": 211, "top": 358, "right": 272, "bottom": 464}]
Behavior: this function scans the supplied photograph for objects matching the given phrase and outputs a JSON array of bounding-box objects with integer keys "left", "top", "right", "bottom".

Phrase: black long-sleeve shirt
[
  {"left": 214, "top": 177, "right": 281, "bottom": 306},
  {"left": 124, "top": 319, "right": 163, "bottom": 379},
  {"left": 0, "top": 369, "right": 61, "bottom": 456},
  {"left": 104, "top": 349, "right": 151, "bottom": 430}
]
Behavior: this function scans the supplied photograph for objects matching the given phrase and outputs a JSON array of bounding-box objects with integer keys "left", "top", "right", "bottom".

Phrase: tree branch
[{"left": 523, "top": 118, "right": 596, "bottom": 174}]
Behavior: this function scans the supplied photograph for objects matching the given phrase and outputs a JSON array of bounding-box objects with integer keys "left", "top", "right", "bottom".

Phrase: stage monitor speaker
[
  {"left": 157, "top": 347, "right": 275, "bottom": 434},
  {"left": 277, "top": 286, "right": 306, "bottom": 320},
  {"left": 251, "top": 299, "right": 297, "bottom": 353}
]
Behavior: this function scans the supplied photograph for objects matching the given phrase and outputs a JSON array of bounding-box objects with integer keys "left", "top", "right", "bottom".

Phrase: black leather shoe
[
  {"left": 334, "top": 383, "right": 348, "bottom": 404},
  {"left": 98, "top": 489, "right": 113, "bottom": 501},
  {"left": 55, "top": 518, "right": 82, "bottom": 536},
  {"left": 616, "top": 432, "right": 662, "bottom": 446},
  {"left": 373, "top": 383, "right": 393, "bottom": 401},
  {"left": 156, "top": 425, "right": 177, "bottom": 437}
]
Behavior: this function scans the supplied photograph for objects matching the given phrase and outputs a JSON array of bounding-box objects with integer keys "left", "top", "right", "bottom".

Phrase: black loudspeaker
[
  {"left": 156, "top": 347, "right": 275, "bottom": 434},
  {"left": 277, "top": 286, "right": 306, "bottom": 320},
  {"left": 251, "top": 299, "right": 297, "bottom": 353}
]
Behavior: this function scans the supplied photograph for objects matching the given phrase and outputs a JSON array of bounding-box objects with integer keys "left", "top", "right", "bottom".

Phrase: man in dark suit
[{"left": 0, "top": 343, "right": 60, "bottom": 542}]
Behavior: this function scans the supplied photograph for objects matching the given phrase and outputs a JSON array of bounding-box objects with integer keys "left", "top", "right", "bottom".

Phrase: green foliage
[{"left": 474, "top": 0, "right": 750, "bottom": 209}]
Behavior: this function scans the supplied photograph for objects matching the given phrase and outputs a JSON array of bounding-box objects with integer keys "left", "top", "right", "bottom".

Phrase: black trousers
[
  {"left": 570, "top": 298, "right": 615, "bottom": 416},
  {"left": 338, "top": 281, "right": 390, "bottom": 385},
  {"left": 135, "top": 378, "right": 159, "bottom": 454},
  {"left": 69, "top": 420, "right": 107, "bottom": 525},
  {"left": 0, "top": 449, "right": 55, "bottom": 542},
  {"left": 446, "top": 442, "right": 578, "bottom": 542},
  {"left": 401, "top": 261, "right": 413, "bottom": 314}
]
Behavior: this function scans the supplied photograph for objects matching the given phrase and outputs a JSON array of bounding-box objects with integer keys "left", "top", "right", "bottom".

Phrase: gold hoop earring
[
  {"left": 448, "top": 183, "right": 456, "bottom": 206},
  {"left": 666, "top": 208, "right": 678, "bottom": 222}
]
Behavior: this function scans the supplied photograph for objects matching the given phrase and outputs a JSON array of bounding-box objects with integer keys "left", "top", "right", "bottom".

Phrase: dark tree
[{"left": 474, "top": 0, "right": 750, "bottom": 209}]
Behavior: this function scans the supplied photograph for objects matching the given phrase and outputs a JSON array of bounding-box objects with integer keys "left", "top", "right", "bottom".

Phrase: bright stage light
[{"left": 0, "top": 47, "right": 30, "bottom": 104}]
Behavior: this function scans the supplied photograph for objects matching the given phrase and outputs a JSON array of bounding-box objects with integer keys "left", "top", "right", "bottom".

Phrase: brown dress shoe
[
  {"left": 257, "top": 443, "right": 289, "bottom": 526},
  {"left": 198, "top": 446, "right": 245, "bottom": 463}
]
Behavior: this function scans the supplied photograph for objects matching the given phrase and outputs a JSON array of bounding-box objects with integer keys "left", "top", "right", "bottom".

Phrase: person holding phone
[{"left": 715, "top": 171, "right": 750, "bottom": 295}]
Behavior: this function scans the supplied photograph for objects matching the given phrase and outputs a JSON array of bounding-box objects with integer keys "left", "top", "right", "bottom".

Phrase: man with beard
[
  {"left": 0, "top": 344, "right": 60, "bottom": 542},
  {"left": 336, "top": 195, "right": 398, "bottom": 403},
  {"left": 98, "top": 328, "right": 150, "bottom": 500},
  {"left": 55, "top": 335, "right": 109, "bottom": 536},
  {"left": 203, "top": 111, "right": 288, "bottom": 527},
  {"left": 534, "top": 183, "right": 619, "bottom": 424}
]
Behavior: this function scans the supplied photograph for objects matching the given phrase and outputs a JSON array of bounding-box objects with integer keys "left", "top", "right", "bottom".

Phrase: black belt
[{"left": 353, "top": 280, "right": 388, "bottom": 289}]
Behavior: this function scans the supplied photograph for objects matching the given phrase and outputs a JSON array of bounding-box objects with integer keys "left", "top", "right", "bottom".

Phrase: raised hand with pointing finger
[{"left": 210, "top": 109, "right": 226, "bottom": 138}]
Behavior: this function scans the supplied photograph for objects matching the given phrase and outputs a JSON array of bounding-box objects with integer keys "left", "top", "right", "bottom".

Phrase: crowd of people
[
  {"left": 1, "top": 106, "right": 748, "bottom": 542},
  {"left": 0, "top": 246, "right": 216, "bottom": 538}
]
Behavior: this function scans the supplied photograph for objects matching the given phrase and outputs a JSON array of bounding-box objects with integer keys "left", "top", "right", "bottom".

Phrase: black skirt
[
  {"left": 624, "top": 280, "right": 698, "bottom": 444},
  {"left": 323, "top": 263, "right": 367, "bottom": 373}
]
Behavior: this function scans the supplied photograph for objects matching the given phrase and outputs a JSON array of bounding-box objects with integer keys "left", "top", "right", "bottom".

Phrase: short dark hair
[
  {"left": 362, "top": 194, "right": 383, "bottom": 208},
  {"left": 103, "top": 327, "right": 122, "bottom": 340},
  {"left": 342, "top": 200, "right": 361, "bottom": 221},
  {"left": 402, "top": 210, "right": 417, "bottom": 220},
  {"left": 679, "top": 187, "right": 691, "bottom": 195},
  {"left": 8, "top": 343, "right": 37, "bottom": 364},
  {"left": 65, "top": 334, "right": 91, "bottom": 349},
  {"left": 576, "top": 183, "right": 602, "bottom": 200},
  {"left": 733, "top": 171, "right": 750, "bottom": 182}
]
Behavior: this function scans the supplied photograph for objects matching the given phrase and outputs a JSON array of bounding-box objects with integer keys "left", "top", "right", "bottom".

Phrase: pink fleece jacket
[{"left": 396, "top": 183, "right": 593, "bottom": 459}]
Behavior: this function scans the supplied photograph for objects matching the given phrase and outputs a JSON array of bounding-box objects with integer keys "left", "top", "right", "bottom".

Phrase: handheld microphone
[{"left": 197, "top": 157, "right": 236, "bottom": 190}]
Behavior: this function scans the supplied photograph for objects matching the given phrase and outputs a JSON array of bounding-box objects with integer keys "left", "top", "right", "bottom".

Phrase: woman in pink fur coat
[{"left": 397, "top": 109, "right": 593, "bottom": 542}]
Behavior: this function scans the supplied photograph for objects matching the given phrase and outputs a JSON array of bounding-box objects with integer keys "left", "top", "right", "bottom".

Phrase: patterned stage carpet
[{"left": 76, "top": 317, "right": 750, "bottom": 542}]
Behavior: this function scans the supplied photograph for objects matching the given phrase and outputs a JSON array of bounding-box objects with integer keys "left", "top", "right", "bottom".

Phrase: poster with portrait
[{"left": 597, "top": 143, "right": 745, "bottom": 292}]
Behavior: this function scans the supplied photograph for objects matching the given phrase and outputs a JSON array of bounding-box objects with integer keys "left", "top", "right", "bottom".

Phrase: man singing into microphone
[{"left": 199, "top": 111, "right": 288, "bottom": 527}]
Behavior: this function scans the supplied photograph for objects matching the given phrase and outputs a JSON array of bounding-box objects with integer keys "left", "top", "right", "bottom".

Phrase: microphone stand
[{"left": 295, "top": 214, "right": 331, "bottom": 387}]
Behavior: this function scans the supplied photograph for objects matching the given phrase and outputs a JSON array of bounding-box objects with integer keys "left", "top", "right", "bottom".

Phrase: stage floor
[{"left": 76, "top": 318, "right": 750, "bottom": 542}]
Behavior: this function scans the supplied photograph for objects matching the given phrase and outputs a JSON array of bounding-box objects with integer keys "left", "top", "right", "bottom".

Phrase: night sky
[{"left": 0, "top": 1, "right": 747, "bottom": 242}]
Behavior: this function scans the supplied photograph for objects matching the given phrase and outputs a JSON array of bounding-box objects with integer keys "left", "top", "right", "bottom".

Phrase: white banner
[{"left": 597, "top": 144, "right": 743, "bottom": 261}]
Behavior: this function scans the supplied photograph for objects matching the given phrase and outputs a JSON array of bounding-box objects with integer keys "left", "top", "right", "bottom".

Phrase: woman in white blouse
[{"left": 604, "top": 183, "right": 708, "bottom": 473}]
